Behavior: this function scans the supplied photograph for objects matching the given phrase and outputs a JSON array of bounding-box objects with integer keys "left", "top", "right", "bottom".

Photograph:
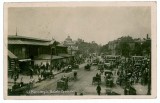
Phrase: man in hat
[{"left": 96, "top": 84, "right": 101, "bottom": 95}]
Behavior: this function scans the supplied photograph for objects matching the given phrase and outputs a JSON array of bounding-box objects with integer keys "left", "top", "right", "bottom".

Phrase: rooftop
[
  {"left": 8, "top": 39, "right": 50, "bottom": 46},
  {"left": 8, "top": 35, "right": 52, "bottom": 46},
  {"left": 8, "top": 35, "right": 51, "bottom": 42}
]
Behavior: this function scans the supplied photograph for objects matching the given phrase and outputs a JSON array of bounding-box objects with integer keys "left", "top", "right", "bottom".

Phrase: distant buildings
[
  {"left": 63, "top": 36, "right": 78, "bottom": 55},
  {"left": 107, "top": 34, "right": 151, "bottom": 56}
]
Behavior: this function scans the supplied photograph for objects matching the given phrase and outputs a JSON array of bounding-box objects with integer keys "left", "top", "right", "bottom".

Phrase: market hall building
[{"left": 8, "top": 35, "right": 74, "bottom": 75}]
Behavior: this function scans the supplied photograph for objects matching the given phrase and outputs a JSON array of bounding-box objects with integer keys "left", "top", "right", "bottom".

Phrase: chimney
[
  {"left": 147, "top": 34, "right": 149, "bottom": 39},
  {"left": 16, "top": 27, "right": 18, "bottom": 36}
]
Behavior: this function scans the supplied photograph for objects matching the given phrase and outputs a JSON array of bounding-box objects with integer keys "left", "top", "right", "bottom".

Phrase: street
[{"left": 28, "top": 62, "right": 147, "bottom": 95}]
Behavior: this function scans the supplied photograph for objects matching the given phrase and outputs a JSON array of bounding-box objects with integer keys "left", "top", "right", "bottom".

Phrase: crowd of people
[
  {"left": 90, "top": 54, "right": 150, "bottom": 95},
  {"left": 116, "top": 57, "right": 150, "bottom": 87}
]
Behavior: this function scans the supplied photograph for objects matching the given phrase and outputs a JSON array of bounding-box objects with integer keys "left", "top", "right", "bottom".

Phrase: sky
[{"left": 8, "top": 7, "right": 151, "bottom": 45}]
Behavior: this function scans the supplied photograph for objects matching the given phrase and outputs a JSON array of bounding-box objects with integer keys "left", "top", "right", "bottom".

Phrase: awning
[
  {"left": 19, "top": 59, "right": 31, "bottom": 62},
  {"left": 35, "top": 54, "right": 64, "bottom": 60},
  {"left": 8, "top": 50, "right": 18, "bottom": 59},
  {"left": 59, "top": 54, "right": 73, "bottom": 58}
]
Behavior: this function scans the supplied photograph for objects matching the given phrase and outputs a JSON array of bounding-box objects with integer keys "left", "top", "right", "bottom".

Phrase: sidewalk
[
  {"left": 8, "top": 63, "right": 87, "bottom": 89},
  {"left": 8, "top": 70, "right": 63, "bottom": 89}
]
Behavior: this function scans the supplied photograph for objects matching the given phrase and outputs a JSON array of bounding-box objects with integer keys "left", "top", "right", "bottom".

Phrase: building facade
[
  {"left": 8, "top": 35, "right": 73, "bottom": 73},
  {"left": 107, "top": 35, "right": 151, "bottom": 56}
]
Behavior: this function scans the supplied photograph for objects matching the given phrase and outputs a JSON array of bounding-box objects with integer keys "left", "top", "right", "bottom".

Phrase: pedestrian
[
  {"left": 13, "top": 74, "right": 17, "bottom": 83},
  {"left": 74, "top": 92, "right": 77, "bottom": 95},
  {"left": 80, "top": 92, "right": 83, "bottom": 95},
  {"left": 29, "top": 65, "right": 33, "bottom": 79},
  {"left": 15, "top": 68, "right": 19, "bottom": 79},
  {"left": 11, "top": 70, "right": 14, "bottom": 79},
  {"left": 96, "top": 84, "right": 101, "bottom": 95},
  {"left": 20, "top": 77, "right": 24, "bottom": 87}
]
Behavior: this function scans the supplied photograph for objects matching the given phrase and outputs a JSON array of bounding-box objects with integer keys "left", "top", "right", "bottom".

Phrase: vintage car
[
  {"left": 98, "top": 64, "right": 104, "bottom": 70},
  {"left": 104, "top": 62, "right": 111, "bottom": 69},
  {"left": 104, "top": 70, "right": 113, "bottom": 76},
  {"left": 92, "top": 59, "right": 99, "bottom": 65},
  {"left": 104, "top": 70, "right": 113, "bottom": 87}
]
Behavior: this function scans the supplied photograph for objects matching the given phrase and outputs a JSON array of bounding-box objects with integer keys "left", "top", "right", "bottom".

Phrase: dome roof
[{"left": 65, "top": 36, "right": 72, "bottom": 41}]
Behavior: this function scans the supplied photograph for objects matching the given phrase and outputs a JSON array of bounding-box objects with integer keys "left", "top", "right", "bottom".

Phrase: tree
[
  {"left": 100, "top": 44, "right": 108, "bottom": 53},
  {"left": 75, "top": 39, "right": 100, "bottom": 56},
  {"left": 115, "top": 36, "right": 133, "bottom": 57},
  {"left": 142, "top": 39, "right": 151, "bottom": 56},
  {"left": 132, "top": 42, "right": 142, "bottom": 56},
  {"left": 119, "top": 42, "right": 131, "bottom": 57}
]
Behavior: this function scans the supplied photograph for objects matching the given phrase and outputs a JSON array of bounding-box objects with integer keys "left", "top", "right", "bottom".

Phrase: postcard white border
[{"left": 3, "top": 1, "right": 157, "bottom": 99}]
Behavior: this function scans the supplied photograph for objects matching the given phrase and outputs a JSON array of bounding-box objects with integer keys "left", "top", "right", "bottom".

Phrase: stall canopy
[
  {"left": 58, "top": 54, "right": 73, "bottom": 58},
  {"left": 8, "top": 50, "right": 18, "bottom": 59},
  {"left": 19, "top": 59, "right": 31, "bottom": 62},
  {"left": 35, "top": 54, "right": 64, "bottom": 60}
]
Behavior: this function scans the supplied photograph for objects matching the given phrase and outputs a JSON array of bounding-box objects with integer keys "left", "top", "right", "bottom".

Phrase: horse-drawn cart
[
  {"left": 104, "top": 70, "right": 114, "bottom": 87},
  {"left": 105, "top": 78, "right": 113, "bottom": 87},
  {"left": 92, "top": 76, "right": 101, "bottom": 85},
  {"left": 41, "top": 71, "right": 54, "bottom": 79},
  {"left": 92, "top": 73, "right": 101, "bottom": 85},
  {"left": 72, "top": 64, "right": 79, "bottom": 69},
  {"left": 64, "top": 65, "right": 72, "bottom": 72},
  {"left": 84, "top": 64, "right": 91, "bottom": 71},
  {"left": 8, "top": 82, "right": 33, "bottom": 95},
  {"left": 56, "top": 77, "right": 69, "bottom": 91}
]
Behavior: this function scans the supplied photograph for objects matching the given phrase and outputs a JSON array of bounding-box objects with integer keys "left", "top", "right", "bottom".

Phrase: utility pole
[
  {"left": 49, "top": 39, "right": 57, "bottom": 72},
  {"left": 147, "top": 52, "right": 151, "bottom": 95}
]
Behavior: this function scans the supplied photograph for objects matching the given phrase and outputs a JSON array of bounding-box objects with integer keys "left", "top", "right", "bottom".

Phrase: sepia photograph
[{"left": 3, "top": 2, "right": 156, "bottom": 99}]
